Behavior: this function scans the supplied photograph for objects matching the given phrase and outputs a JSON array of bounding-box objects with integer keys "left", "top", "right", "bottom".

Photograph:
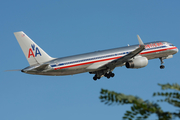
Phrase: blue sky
[{"left": 1, "top": 0, "right": 180, "bottom": 120}]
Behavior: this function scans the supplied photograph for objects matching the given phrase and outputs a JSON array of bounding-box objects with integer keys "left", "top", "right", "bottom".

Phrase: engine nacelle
[{"left": 125, "top": 57, "right": 148, "bottom": 69}]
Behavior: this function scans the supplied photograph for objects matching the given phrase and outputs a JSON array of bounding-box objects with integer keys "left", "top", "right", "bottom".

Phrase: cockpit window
[{"left": 169, "top": 43, "right": 174, "bottom": 46}]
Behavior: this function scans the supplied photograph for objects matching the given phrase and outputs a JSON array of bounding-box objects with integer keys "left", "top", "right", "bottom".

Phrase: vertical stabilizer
[{"left": 14, "top": 31, "right": 54, "bottom": 66}]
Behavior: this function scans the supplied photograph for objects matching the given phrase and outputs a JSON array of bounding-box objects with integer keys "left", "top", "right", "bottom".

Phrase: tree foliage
[{"left": 100, "top": 83, "right": 180, "bottom": 120}]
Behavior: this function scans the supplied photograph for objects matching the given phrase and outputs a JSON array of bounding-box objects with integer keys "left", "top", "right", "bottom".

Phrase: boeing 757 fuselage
[{"left": 13, "top": 31, "right": 178, "bottom": 80}]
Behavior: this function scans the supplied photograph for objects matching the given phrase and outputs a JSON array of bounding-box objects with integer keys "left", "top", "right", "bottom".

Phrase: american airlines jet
[{"left": 13, "top": 31, "right": 178, "bottom": 80}]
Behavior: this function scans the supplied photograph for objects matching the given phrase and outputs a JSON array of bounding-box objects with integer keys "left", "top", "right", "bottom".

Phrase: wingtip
[{"left": 137, "top": 35, "right": 144, "bottom": 45}]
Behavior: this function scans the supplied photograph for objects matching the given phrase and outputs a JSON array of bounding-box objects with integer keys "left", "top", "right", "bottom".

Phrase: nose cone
[{"left": 175, "top": 47, "right": 178, "bottom": 53}]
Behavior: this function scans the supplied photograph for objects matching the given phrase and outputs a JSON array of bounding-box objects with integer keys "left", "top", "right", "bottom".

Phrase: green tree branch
[{"left": 100, "top": 83, "right": 180, "bottom": 120}]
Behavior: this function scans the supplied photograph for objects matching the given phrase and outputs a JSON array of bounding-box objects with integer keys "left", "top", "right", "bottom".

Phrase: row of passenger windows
[
  {"left": 51, "top": 45, "right": 168, "bottom": 68},
  {"left": 57, "top": 52, "right": 130, "bottom": 66}
]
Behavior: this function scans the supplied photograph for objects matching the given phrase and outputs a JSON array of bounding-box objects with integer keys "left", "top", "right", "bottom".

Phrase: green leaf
[
  {"left": 165, "top": 92, "right": 169, "bottom": 96},
  {"left": 131, "top": 106, "right": 135, "bottom": 111},
  {"left": 140, "top": 111, "right": 145, "bottom": 115},
  {"left": 104, "top": 102, "right": 109, "bottom": 104},
  {"left": 99, "top": 96, "right": 103, "bottom": 99},
  {"left": 127, "top": 111, "right": 132, "bottom": 114},
  {"left": 133, "top": 112, "right": 138, "bottom": 115},
  {"left": 123, "top": 116, "right": 127, "bottom": 119},
  {"left": 100, "top": 100, "right": 105, "bottom": 102},
  {"left": 124, "top": 113, "right": 129, "bottom": 116},
  {"left": 143, "top": 115, "right": 148, "bottom": 119}
]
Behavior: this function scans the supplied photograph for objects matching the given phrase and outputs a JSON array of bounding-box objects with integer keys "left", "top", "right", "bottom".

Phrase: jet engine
[{"left": 125, "top": 57, "right": 148, "bottom": 69}]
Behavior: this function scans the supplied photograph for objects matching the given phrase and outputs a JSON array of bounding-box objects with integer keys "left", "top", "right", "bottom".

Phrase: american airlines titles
[{"left": 145, "top": 42, "right": 163, "bottom": 49}]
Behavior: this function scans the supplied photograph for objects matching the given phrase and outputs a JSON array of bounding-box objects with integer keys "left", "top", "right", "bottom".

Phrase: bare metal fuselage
[{"left": 22, "top": 41, "right": 178, "bottom": 76}]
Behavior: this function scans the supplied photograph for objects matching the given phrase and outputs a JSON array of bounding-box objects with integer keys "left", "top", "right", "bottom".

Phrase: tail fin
[{"left": 14, "top": 31, "right": 54, "bottom": 66}]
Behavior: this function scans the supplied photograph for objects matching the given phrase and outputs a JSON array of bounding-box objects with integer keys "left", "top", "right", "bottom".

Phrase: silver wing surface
[
  {"left": 104, "top": 45, "right": 145, "bottom": 69},
  {"left": 87, "top": 35, "right": 145, "bottom": 71}
]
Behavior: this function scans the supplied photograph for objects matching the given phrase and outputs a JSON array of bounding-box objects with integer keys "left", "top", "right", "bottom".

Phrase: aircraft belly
[
  {"left": 143, "top": 49, "right": 175, "bottom": 60},
  {"left": 27, "top": 69, "right": 88, "bottom": 76},
  {"left": 46, "top": 64, "right": 90, "bottom": 76}
]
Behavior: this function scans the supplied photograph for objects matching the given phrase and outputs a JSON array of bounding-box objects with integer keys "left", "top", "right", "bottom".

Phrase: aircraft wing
[
  {"left": 105, "top": 45, "right": 145, "bottom": 68},
  {"left": 87, "top": 35, "right": 145, "bottom": 71}
]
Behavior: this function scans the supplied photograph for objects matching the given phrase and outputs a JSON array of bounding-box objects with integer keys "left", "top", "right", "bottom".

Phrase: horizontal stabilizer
[{"left": 35, "top": 64, "right": 50, "bottom": 71}]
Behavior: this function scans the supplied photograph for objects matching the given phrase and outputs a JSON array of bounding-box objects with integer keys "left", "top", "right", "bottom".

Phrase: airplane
[{"left": 13, "top": 31, "right": 178, "bottom": 80}]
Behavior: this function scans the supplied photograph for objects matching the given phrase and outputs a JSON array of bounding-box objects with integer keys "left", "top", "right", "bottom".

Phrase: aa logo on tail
[{"left": 28, "top": 44, "right": 42, "bottom": 58}]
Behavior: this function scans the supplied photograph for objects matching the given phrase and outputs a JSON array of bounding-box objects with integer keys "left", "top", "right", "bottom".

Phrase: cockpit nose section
[
  {"left": 168, "top": 42, "right": 178, "bottom": 54},
  {"left": 175, "top": 47, "right": 178, "bottom": 53},
  {"left": 172, "top": 45, "right": 178, "bottom": 54}
]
